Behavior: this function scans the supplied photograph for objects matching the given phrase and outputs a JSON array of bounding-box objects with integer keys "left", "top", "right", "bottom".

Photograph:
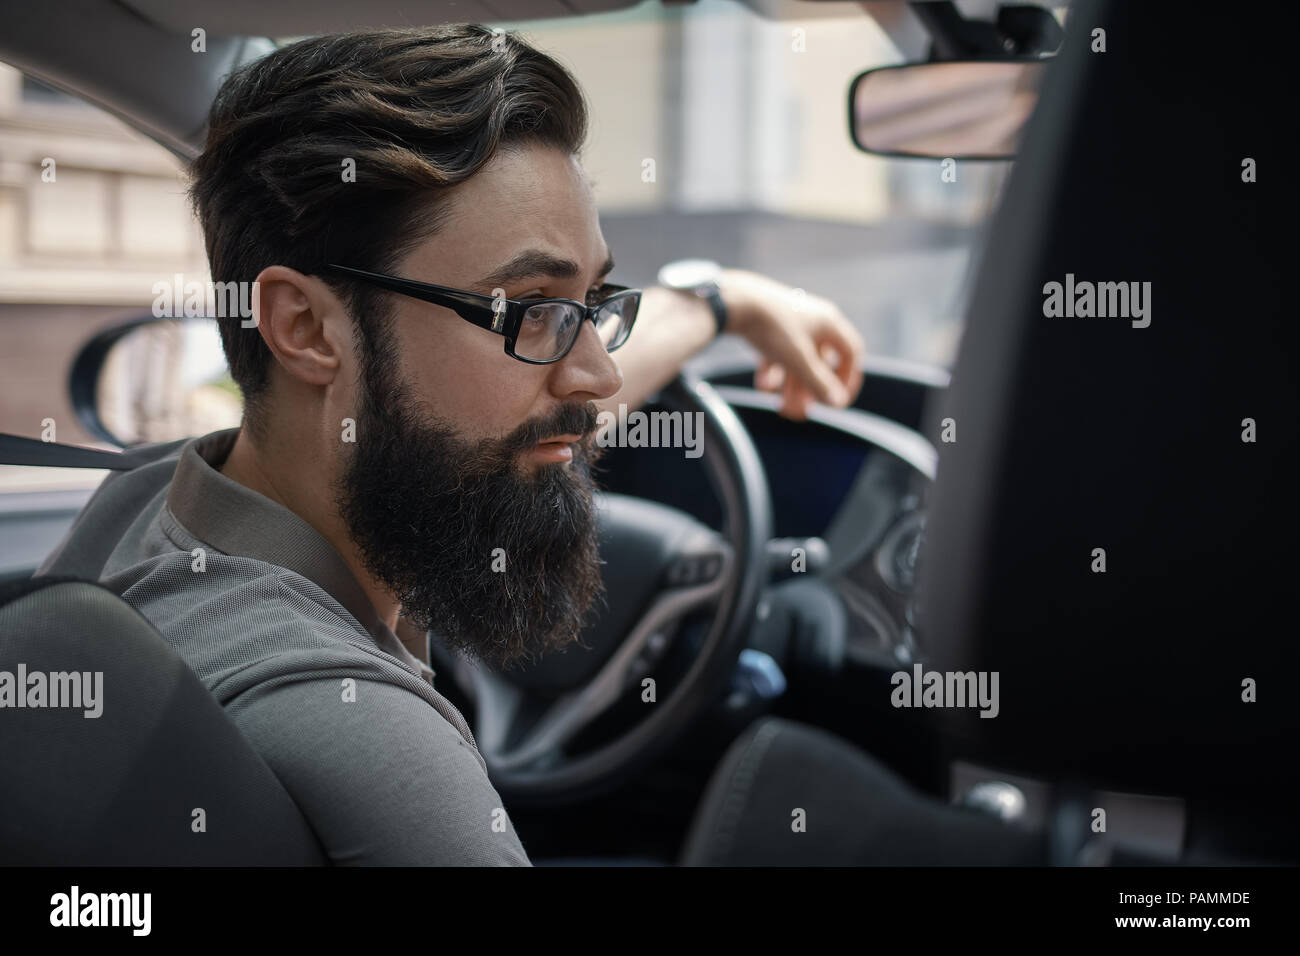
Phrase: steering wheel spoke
[{"left": 472, "top": 530, "right": 734, "bottom": 772}]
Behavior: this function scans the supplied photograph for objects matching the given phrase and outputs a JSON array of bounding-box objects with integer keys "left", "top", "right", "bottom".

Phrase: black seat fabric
[
  {"left": 678, "top": 717, "right": 1044, "bottom": 866},
  {"left": 918, "top": 0, "right": 1298, "bottom": 841},
  {"left": 0, "top": 576, "right": 326, "bottom": 865}
]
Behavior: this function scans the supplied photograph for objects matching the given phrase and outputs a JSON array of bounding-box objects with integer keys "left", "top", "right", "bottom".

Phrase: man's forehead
[
  {"left": 471, "top": 247, "right": 615, "bottom": 293},
  {"left": 411, "top": 147, "right": 608, "bottom": 289}
]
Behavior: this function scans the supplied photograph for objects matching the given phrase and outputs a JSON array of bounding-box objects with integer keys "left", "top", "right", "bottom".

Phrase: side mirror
[
  {"left": 70, "top": 316, "right": 242, "bottom": 447},
  {"left": 848, "top": 59, "right": 1048, "bottom": 160}
]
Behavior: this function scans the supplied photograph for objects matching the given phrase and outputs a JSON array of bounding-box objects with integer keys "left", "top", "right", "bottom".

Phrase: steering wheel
[{"left": 461, "top": 373, "right": 772, "bottom": 804}]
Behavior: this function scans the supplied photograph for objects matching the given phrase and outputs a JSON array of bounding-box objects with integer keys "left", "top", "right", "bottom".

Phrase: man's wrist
[
  {"left": 643, "top": 285, "right": 717, "bottom": 346},
  {"left": 657, "top": 258, "right": 730, "bottom": 338},
  {"left": 716, "top": 268, "right": 756, "bottom": 336},
  {"left": 642, "top": 287, "right": 717, "bottom": 351}
]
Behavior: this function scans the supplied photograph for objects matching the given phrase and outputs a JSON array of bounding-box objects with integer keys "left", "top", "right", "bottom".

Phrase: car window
[
  {"left": 485, "top": 0, "right": 1011, "bottom": 370},
  {"left": 0, "top": 64, "right": 221, "bottom": 490},
  {"left": 1, "top": 0, "right": 1014, "bottom": 491}
]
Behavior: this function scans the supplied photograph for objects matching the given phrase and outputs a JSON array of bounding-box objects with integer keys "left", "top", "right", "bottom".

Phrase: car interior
[{"left": 0, "top": 0, "right": 1294, "bottom": 867}]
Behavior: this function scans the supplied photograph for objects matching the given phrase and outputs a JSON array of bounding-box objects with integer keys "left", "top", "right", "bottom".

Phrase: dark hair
[{"left": 189, "top": 25, "right": 588, "bottom": 435}]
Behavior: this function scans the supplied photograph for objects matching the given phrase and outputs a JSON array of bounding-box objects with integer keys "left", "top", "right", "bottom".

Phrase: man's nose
[{"left": 549, "top": 318, "right": 623, "bottom": 401}]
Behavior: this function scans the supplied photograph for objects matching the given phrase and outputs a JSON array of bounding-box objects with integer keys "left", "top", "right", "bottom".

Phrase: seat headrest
[{"left": 919, "top": 0, "right": 1296, "bottom": 815}]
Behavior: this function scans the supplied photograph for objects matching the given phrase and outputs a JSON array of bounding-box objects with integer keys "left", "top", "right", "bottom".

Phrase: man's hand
[{"left": 718, "top": 268, "right": 866, "bottom": 421}]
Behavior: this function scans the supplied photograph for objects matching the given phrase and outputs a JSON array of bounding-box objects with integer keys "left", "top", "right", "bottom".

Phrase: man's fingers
[
  {"left": 755, "top": 360, "right": 786, "bottom": 392},
  {"left": 820, "top": 338, "right": 864, "bottom": 405},
  {"left": 782, "top": 374, "right": 814, "bottom": 421},
  {"left": 785, "top": 334, "right": 850, "bottom": 407},
  {"left": 743, "top": 290, "right": 865, "bottom": 418},
  {"left": 815, "top": 316, "right": 866, "bottom": 401},
  {"left": 754, "top": 329, "right": 846, "bottom": 414}
]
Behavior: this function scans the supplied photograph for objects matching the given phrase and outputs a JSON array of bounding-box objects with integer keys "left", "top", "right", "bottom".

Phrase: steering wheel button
[{"left": 671, "top": 558, "right": 695, "bottom": 586}]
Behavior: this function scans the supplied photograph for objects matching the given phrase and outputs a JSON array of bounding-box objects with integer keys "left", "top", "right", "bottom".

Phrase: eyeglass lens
[{"left": 515, "top": 295, "right": 638, "bottom": 361}]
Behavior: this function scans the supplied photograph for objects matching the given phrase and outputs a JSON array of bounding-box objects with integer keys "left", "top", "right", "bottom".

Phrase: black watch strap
[
  {"left": 702, "top": 284, "right": 728, "bottom": 337},
  {"left": 658, "top": 259, "right": 728, "bottom": 338}
]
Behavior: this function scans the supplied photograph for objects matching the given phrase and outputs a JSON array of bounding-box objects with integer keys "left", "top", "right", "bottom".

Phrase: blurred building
[
  {"left": 0, "top": 63, "right": 207, "bottom": 457},
  {"left": 0, "top": 0, "right": 1009, "bottom": 475}
]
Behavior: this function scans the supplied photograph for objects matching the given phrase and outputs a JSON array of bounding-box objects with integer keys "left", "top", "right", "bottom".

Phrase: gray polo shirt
[{"left": 36, "top": 427, "right": 530, "bottom": 866}]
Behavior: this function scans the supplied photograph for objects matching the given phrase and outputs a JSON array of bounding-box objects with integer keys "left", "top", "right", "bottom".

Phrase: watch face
[{"left": 659, "top": 258, "right": 721, "bottom": 291}]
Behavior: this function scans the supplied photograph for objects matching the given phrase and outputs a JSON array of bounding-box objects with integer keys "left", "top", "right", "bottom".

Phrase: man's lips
[{"left": 528, "top": 434, "right": 583, "bottom": 464}]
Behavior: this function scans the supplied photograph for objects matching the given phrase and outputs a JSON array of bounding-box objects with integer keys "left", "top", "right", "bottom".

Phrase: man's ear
[{"left": 251, "top": 265, "right": 349, "bottom": 388}]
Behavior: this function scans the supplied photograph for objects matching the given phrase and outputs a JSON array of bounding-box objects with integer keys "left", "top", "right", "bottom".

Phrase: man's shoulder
[
  {"left": 35, "top": 441, "right": 187, "bottom": 580},
  {"left": 108, "top": 550, "right": 526, "bottom": 865},
  {"left": 232, "top": 673, "right": 529, "bottom": 865},
  {"left": 108, "top": 549, "right": 429, "bottom": 702}
]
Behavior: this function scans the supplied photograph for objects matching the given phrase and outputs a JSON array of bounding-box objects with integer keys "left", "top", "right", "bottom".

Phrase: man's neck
[{"left": 219, "top": 425, "right": 403, "bottom": 634}]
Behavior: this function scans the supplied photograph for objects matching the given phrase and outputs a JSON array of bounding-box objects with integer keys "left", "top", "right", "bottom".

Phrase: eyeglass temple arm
[{"left": 326, "top": 265, "right": 504, "bottom": 331}]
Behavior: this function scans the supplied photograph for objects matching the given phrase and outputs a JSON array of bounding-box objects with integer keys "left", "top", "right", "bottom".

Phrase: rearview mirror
[{"left": 848, "top": 59, "right": 1048, "bottom": 160}]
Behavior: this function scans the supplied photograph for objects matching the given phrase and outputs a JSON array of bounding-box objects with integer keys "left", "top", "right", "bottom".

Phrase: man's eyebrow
[{"left": 474, "top": 249, "right": 615, "bottom": 291}]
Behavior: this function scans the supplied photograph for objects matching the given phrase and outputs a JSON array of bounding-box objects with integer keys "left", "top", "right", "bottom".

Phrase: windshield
[
  {"left": 0, "top": 0, "right": 1013, "bottom": 482},
  {"left": 479, "top": 0, "right": 1011, "bottom": 370}
]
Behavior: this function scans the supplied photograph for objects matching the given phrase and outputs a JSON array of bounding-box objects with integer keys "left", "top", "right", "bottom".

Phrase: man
[{"left": 37, "top": 24, "right": 866, "bottom": 865}]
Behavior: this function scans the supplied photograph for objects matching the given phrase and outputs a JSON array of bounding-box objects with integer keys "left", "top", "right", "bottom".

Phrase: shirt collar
[{"left": 165, "top": 428, "right": 434, "bottom": 683}]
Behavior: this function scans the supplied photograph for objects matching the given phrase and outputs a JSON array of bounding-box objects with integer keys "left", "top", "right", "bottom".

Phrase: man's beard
[{"left": 335, "top": 362, "right": 606, "bottom": 671}]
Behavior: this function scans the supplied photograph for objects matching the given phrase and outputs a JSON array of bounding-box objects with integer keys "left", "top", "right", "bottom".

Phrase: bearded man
[{"left": 38, "top": 24, "right": 865, "bottom": 864}]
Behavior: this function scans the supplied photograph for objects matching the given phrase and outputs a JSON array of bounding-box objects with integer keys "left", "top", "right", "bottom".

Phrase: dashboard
[{"left": 599, "top": 383, "right": 935, "bottom": 670}]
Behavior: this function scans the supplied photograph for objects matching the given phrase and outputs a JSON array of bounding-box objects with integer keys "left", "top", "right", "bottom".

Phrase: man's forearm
[
  {"left": 594, "top": 266, "right": 864, "bottom": 425},
  {"left": 596, "top": 285, "right": 716, "bottom": 416}
]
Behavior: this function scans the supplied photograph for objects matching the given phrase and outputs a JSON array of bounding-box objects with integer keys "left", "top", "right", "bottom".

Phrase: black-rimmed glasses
[{"left": 327, "top": 264, "right": 641, "bottom": 364}]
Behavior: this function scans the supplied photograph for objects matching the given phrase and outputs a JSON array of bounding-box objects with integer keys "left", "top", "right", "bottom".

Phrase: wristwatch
[{"left": 657, "top": 258, "right": 728, "bottom": 338}]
